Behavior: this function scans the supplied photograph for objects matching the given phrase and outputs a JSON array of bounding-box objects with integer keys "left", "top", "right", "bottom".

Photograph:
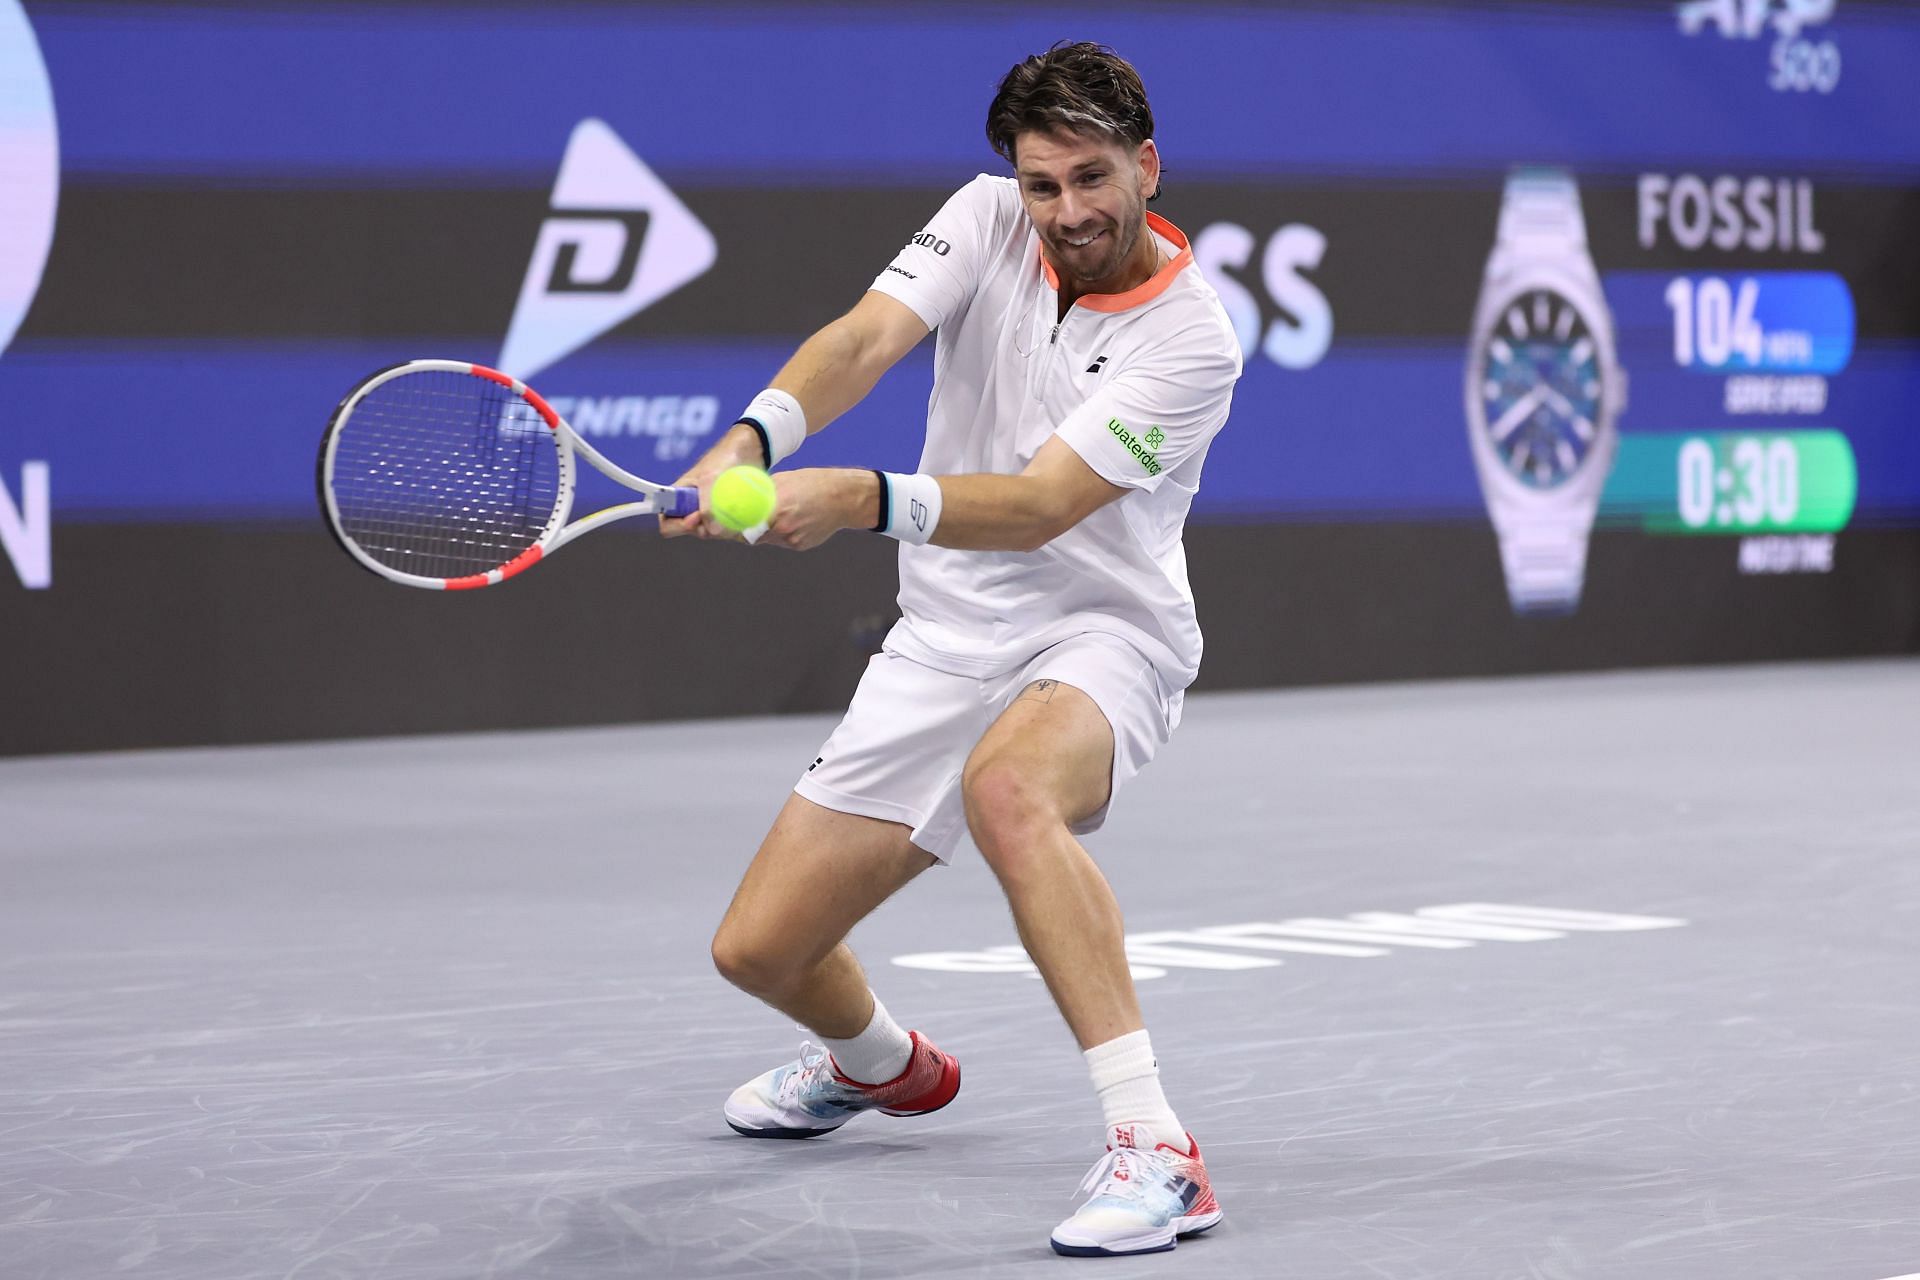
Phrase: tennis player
[{"left": 663, "top": 42, "right": 1241, "bottom": 1257}]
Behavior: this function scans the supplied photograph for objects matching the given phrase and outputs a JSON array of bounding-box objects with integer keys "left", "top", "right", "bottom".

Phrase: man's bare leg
[
  {"left": 711, "top": 791, "right": 934, "bottom": 1036},
  {"left": 960, "top": 679, "right": 1140, "bottom": 1051},
  {"left": 964, "top": 678, "right": 1219, "bottom": 1255}
]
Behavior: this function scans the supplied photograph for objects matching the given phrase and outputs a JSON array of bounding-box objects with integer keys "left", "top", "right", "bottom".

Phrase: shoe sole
[
  {"left": 1049, "top": 1211, "right": 1221, "bottom": 1257},
  {"left": 1050, "top": 1238, "right": 1177, "bottom": 1257},
  {"left": 723, "top": 1117, "right": 846, "bottom": 1140}
]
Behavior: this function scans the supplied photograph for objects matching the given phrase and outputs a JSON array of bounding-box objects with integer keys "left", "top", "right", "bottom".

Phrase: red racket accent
[
  {"left": 468, "top": 364, "right": 516, "bottom": 388},
  {"left": 442, "top": 544, "right": 545, "bottom": 590},
  {"left": 496, "top": 544, "right": 546, "bottom": 581},
  {"left": 518, "top": 385, "right": 563, "bottom": 431}
]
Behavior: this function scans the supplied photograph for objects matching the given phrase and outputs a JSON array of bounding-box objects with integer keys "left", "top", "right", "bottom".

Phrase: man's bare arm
[
  {"left": 927, "top": 437, "right": 1126, "bottom": 552},
  {"left": 758, "top": 436, "right": 1126, "bottom": 554},
  {"left": 664, "top": 291, "right": 929, "bottom": 538},
  {"left": 768, "top": 290, "right": 931, "bottom": 435}
]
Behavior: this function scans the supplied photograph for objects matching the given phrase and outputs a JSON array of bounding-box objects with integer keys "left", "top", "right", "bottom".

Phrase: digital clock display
[{"left": 1599, "top": 430, "right": 1857, "bottom": 534}]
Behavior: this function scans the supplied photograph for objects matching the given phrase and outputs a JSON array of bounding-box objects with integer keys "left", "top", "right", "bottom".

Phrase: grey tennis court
[{"left": 3, "top": 659, "right": 1917, "bottom": 1279}]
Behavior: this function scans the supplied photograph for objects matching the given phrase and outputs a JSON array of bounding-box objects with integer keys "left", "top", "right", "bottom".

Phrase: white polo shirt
[{"left": 867, "top": 174, "right": 1242, "bottom": 692}]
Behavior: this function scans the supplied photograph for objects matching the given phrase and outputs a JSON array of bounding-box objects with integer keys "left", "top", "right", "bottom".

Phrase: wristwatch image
[{"left": 1464, "top": 167, "right": 1628, "bottom": 616}]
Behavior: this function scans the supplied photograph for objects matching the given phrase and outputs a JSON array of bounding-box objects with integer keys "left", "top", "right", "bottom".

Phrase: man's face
[{"left": 1014, "top": 128, "right": 1157, "bottom": 289}]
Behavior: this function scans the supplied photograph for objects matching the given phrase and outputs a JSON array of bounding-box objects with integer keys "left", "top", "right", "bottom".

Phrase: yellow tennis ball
[{"left": 710, "top": 465, "right": 777, "bottom": 533}]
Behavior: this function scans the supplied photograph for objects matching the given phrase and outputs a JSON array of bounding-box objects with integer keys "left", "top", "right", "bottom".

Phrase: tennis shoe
[
  {"left": 1049, "top": 1125, "right": 1222, "bottom": 1257},
  {"left": 723, "top": 1030, "right": 961, "bottom": 1139}
]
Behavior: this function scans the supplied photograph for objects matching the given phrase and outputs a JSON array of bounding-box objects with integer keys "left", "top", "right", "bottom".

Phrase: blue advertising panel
[
  {"left": 2, "top": 0, "right": 1918, "bottom": 620},
  {"left": 22, "top": 4, "right": 1920, "bottom": 181}
]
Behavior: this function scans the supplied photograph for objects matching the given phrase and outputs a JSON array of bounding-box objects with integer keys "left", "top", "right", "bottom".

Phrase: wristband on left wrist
[{"left": 873, "top": 472, "right": 942, "bottom": 545}]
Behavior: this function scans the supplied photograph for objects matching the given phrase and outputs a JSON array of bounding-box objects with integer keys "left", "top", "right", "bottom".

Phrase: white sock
[
  {"left": 819, "top": 995, "right": 914, "bottom": 1086},
  {"left": 1086, "top": 1029, "right": 1186, "bottom": 1149}
]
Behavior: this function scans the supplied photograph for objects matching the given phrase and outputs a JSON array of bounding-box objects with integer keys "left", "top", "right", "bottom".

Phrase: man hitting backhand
[{"left": 664, "top": 42, "right": 1242, "bottom": 1257}]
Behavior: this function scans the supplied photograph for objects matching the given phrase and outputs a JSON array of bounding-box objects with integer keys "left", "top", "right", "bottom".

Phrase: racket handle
[{"left": 666, "top": 487, "right": 701, "bottom": 518}]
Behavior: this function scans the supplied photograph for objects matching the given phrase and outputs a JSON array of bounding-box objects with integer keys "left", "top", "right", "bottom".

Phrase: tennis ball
[{"left": 710, "top": 465, "right": 777, "bottom": 533}]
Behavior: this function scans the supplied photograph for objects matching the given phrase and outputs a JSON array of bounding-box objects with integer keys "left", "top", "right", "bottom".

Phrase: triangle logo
[{"left": 498, "top": 119, "right": 716, "bottom": 382}]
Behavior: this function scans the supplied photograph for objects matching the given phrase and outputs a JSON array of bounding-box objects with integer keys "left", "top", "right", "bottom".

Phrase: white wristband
[
  {"left": 736, "top": 389, "right": 807, "bottom": 467},
  {"left": 877, "top": 472, "right": 942, "bottom": 545}
]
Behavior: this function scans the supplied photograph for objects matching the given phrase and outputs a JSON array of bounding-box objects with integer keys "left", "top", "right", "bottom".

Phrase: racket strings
[{"left": 329, "top": 371, "right": 564, "bottom": 579}]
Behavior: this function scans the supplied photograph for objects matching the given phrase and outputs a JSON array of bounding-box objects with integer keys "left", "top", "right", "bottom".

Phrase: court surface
[{"left": 3, "top": 659, "right": 1917, "bottom": 1280}]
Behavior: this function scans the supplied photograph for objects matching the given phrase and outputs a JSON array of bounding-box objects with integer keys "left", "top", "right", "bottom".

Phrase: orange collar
[{"left": 1039, "top": 211, "right": 1194, "bottom": 313}]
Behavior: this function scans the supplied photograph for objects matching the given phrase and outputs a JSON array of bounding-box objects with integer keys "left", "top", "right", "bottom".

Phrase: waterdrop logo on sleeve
[{"left": 1, "top": 0, "right": 58, "bottom": 591}]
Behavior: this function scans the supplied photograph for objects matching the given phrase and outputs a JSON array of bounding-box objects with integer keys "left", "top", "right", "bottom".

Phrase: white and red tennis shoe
[
  {"left": 723, "top": 1030, "right": 961, "bottom": 1139},
  {"left": 1049, "top": 1125, "right": 1222, "bottom": 1257}
]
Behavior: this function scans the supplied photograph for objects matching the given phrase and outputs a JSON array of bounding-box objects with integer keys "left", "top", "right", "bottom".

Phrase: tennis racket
[{"left": 318, "top": 360, "right": 699, "bottom": 590}]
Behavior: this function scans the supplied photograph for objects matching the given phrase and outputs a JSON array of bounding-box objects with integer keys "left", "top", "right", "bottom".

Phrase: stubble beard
[{"left": 1056, "top": 197, "right": 1146, "bottom": 293}]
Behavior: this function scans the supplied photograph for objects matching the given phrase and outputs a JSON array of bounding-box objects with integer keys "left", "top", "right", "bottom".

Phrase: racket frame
[{"left": 320, "top": 359, "right": 699, "bottom": 590}]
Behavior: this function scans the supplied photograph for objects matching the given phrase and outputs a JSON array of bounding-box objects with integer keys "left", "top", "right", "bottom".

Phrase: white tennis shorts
[{"left": 793, "top": 632, "right": 1182, "bottom": 864}]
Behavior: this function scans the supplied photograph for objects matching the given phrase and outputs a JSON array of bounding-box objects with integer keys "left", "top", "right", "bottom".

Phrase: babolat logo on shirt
[{"left": 1106, "top": 418, "right": 1163, "bottom": 476}]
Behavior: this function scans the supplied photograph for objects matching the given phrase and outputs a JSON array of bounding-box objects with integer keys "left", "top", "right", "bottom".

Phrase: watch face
[{"left": 1475, "top": 288, "right": 1607, "bottom": 490}]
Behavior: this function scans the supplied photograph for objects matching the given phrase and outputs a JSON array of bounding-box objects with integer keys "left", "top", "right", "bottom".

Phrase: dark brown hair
[{"left": 986, "top": 42, "right": 1158, "bottom": 196}]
